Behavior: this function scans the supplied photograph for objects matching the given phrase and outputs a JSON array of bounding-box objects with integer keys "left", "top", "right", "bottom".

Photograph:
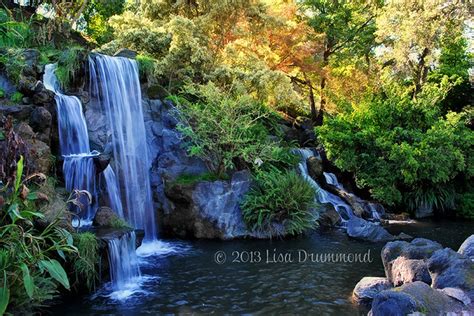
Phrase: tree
[
  {"left": 376, "top": 0, "right": 468, "bottom": 97},
  {"left": 302, "top": 0, "right": 380, "bottom": 124}
]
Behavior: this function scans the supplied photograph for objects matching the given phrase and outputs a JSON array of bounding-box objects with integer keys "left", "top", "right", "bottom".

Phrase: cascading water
[
  {"left": 44, "top": 64, "right": 98, "bottom": 221},
  {"left": 106, "top": 231, "right": 141, "bottom": 299},
  {"left": 88, "top": 54, "right": 156, "bottom": 241},
  {"left": 103, "top": 166, "right": 124, "bottom": 219},
  {"left": 296, "top": 149, "right": 354, "bottom": 223},
  {"left": 323, "top": 172, "right": 343, "bottom": 189}
]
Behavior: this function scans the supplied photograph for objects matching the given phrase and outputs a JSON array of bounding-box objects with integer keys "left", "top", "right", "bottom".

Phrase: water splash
[
  {"left": 295, "top": 149, "right": 354, "bottom": 223},
  {"left": 89, "top": 54, "right": 156, "bottom": 240},
  {"left": 323, "top": 172, "right": 343, "bottom": 189},
  {"left": 106, "top": 231, "right": 141, "bottom": 294},
  {"left": 44, "top": 64, "right": 97, "bottom": 221}
]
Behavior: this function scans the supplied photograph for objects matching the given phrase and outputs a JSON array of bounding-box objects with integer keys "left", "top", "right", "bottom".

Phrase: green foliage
[
  {"left": 457, "top": 190, "right": 474, "bottom": 220},
  {"left": 173, "top": 172, "right": 229, "bottom": 186},
  {"left": 0, "top": 48, "right": 27, "bottom": 84},
  {"left": 83, "top": 0, "right": 126, "bottom": 45},
  {"left": 72, "top": 233, "right": 99, "bottom": 291},
  {"left": 10, "top": 92, "right": 23, "bottom": 103},
  {"left": 110, "top": 217, "right": 132, "bottom": 229},
  {"left": 172, "top": 83, "right": 297, "bottom": 176},
  {"left": 241, "top": 168, "right": 317, "bottom": 236},
  {"left": 136, "top": 54, "right": 157, "bottom": 84},
  {"left": 0, "top": 9, "right": 31, "bottom": 48},
  {"left": 55, "top": 46, "right": 86, "bottom": 89},
  {"left": 317, "top": 81, "right": 473, "bottom": 213},
  {"left": 0, "top": 156, "right": 77, "bottom": 313},
  {"left": 0, "top": 88, "right": 4, "bottom": 98}
]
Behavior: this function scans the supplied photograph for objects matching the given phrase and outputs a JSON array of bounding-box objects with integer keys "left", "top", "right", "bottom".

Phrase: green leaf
[
  {"left": 26, "top": 192, "right": 38, "bottom": 200},
  {"left": 20, "top": 263, "right": 34, "bottom": 298},
  {"left": 0, "top": 274, "right": 9, "bottom": 315},
  {"left": 8, "top": 203, "right": 24, "bottom": 223},
  {"left": 0, "top": 131, "right": 4, "bottom": 141},
  {"left": 39, "top": 259, "right": 70, "bottom": 290},
  {"left": 14, "top": 155, "right": 24, "bottom": 194}
]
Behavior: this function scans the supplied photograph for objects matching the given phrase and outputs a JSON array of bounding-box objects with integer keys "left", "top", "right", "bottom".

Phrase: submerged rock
[
  {"left": 317, "top": 203, "right": 341, "bottom": 227},
  {"left": 352, "top": 277, "right": 392, "bottom": 305},
  {"left": 346, "top": 216, "right": 393, "bottom": 242}
]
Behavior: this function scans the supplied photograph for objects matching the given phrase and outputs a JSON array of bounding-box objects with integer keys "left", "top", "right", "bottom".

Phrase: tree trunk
[
  {"left": 303, "top": 73, "right": 317, "bottom": 122},
  {"left": 315, "top": 49, "right": 330, "bottom": 126}
]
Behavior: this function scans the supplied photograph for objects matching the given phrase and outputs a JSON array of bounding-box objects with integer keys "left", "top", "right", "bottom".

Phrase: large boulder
[
  {"left": 15, "top": 122, "right": 51, "bottom": 174},
  {"left": 346, "top": 216, "right": 394, "bottom": 242},
  {"left": 29, "top": 106, "right": 52, "bottom": 131},
  {"left": 458, "top": 235, "right": 474, "bottom": 260},
  {"left": 427, "top": 248, "right": 474, "bottom": 295},
  {"left": 114, "top": 48, "right": 137, "bottom": 59},
  {"left": 163, "top": 170, "right": 256, "bottom": 239},
  {"left": 390, "top": 257, "right": 431, "bottom": 286},
  {"left": 352, "top": 277, "right": 392, "bottom": 305},
  {"left": 371, "top": 282, "right": 465, "bottom": 316},
  {"left": 381, "top": 238, "right": 442, "bottom": 283}
]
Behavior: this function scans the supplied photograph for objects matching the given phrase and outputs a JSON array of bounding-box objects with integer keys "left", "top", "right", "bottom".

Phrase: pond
[{"left": 52, "top": 219, "right": 473, "bottom": 315}]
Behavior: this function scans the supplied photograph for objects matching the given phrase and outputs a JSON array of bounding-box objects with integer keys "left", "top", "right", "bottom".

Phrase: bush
[
  {"left": 10, "top": 92, "right": 23, "bottom": 103},
  {"left": 172, "top": 83, "right": 297, "bottom": 177},
  {"left": 55, "top": 46, "right": 86, "bottom": 89},
  {"left": 72, "top": 233, "right": 99, "bottom": 291},
  {"left": 241, "top": 168, "right": 317, "bottom": 236},
  {"left": 317, "top": 81, "right": 473, "bottom": 214},
  {"left": 0, "top": 156, "right": 77, "bottom": 313}
]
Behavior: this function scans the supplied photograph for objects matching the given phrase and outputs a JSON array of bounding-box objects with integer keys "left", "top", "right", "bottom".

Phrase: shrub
[
  {"left": 171, "top": 83, "right": 297, "bottom": 177},
  {"left": 173, "top": 172, "right": 228, "bottom": 186},
  {"left": 0, "top": 156, "right": 77, "bottom": 313},
  {"left": 10, "top": 92, "right": 23, "bottom": 103},
  {"left": 317, "top": 81, "right": 473, "bottom": 214},
  {"left": 241, "top": 168, "right": 317, "bottom": 236},
  {"left": 0, "top": 88, "right": 4, "bottom": 98},
  {"left": 55, "top": 46, "right": 86, "bottom": 89},
  {"left": 72, "top": 233, "right": 99, "bottom": 291}
]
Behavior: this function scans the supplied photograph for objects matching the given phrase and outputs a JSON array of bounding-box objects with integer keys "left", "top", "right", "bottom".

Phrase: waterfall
[
  {"left": 44, "top": 64, "right": 98, "bottom": 222},
  {"left": 89, "top": 54, "right": 156, "bottom": 240},
  {"left": 106, "top": 231, "right": 141, "bottom": 298},
  {"left": 103, "top": 166, "right": 124, "bottom": 219},
  {"left": 295, "top": 149, "right": 354, "bottom": 223},
  {"left": 323, "top": 172, "right": 343, "bottom": 189}
]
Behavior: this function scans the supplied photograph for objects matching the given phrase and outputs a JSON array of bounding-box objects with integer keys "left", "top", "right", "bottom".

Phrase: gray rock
[
  {"left": 353, "top": 277, "right": 392, "bottom": 305},
  {"left": 317, "top": 203, "right": 341, "bottom": 227},
  {"left": 162, "top": 170, "right": 255, "bottom": 239},
  {"left": 93, "top": 206, "right": 120, "bottom": 227},
  {"left": 306, "top": 156, "right": 323, "bottom": 180},
  {"left": 458, "top": 235, "right": 474, "bottom": 259},
  {"left": 0, "top": 104, "right": 34, "bottom": 121},
  {"left": 381, "top": 238, "right": 442, "bottom": 283},
  {"left": 32, "top": 81, "right": 54, "bottom": 105},
  {"left": 427, "top": 248, "right": 474, "bottom": 294},
  {"left": 391, "top": 257, "right": 431, "bottom": 286},
  {"left": 439, "top": 287, "right": 472, "bottom": 306},
  {"left": 370, "top": 290, "right": 418, "bottom": 316},
  {"left": 371, "top": 282, "right": 465, "bottom": 316},
  {"left": 29, "top": 107, "right": 52, "bottom": 131},
  {"left": 347, "top": 216, "right": 394, "bottom": 242}
]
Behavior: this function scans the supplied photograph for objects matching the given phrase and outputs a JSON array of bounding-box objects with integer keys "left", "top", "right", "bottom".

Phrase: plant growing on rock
[
  {"left": 0, "top": 156, "right": 77, "bottom": 314},
  {"left": 241, "top": 168, "right": 317, "bottom": 237},
  {"left": 171, "top": 83, "right": 296, "bottom": 177}
]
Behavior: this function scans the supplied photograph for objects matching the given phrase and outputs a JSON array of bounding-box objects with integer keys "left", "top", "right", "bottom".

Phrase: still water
[{"left": 52, "top": 219, "right": 473, "bottom": 315}]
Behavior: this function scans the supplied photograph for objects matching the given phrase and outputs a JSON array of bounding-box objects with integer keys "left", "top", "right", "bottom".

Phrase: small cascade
[
  {"left": 106, "top": 231, "right": 141, "bottom": 299},
  {"left": 89, "top": 54, "right": 156, "bottom": 240},
  {"left": 323, "top": 172, "right": 343, "bottom": 189},
  {"left": 368, "top": 203, "right": 382, "bottom": 221},
  {"left": 44, "top": 64, "right": 98, "bottom": 222},
  {"left": 295, "top": 149, "right": 354, "bottom": 223},
  {"left": 103, "top": 166, "right": 124, "bottom": 219}
]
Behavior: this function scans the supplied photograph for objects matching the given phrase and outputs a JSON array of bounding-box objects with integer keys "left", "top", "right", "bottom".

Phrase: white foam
[{"left": 136, "top": 240, "right": 191, "bottom": 258}]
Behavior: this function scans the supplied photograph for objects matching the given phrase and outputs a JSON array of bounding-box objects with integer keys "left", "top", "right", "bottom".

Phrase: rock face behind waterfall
[{"left": 353, "top": 235, "right": 474, "bottom": 315}]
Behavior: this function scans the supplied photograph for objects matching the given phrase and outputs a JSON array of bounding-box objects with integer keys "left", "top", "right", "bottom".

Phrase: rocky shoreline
[{"left": 353, "top": 235, "right": 474, "bottom": 315}]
